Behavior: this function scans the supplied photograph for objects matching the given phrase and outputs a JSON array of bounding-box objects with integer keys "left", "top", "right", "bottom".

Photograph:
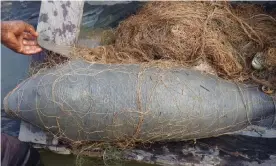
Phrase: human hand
[{"left": 1, "top": 21, "right": 42, "bottom": 55}]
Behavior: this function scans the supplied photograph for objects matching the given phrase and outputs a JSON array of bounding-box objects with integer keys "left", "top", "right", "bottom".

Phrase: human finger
[
  {"left": 23, "top": 22, "right": 38, "bottom": 37},
  {"left": 22, "top": 39, "right": 38, "bottom": 46},
  {"left": 22, "top": 45, "right": 42, "bottom": 55},
  {"left": 23, "top": 32, "right": 36, "bottom": 40}
]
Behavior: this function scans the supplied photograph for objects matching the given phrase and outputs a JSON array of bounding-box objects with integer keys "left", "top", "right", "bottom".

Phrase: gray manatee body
[{"left": 4, "top": 60, "right": 276, "bottom": 142}]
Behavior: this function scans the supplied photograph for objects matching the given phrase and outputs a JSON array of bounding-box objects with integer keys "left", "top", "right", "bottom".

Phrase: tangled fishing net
[{"left": 71, "top": 2, "right": 276, "bottom": 87}]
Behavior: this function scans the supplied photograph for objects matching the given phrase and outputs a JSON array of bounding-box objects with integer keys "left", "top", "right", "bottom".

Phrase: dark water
[
  {"left": 1, "top": 1, "right": 144, "bottom": 28},
  {"left": 40, "top": 150, "right": 155, "bottom": 166}
]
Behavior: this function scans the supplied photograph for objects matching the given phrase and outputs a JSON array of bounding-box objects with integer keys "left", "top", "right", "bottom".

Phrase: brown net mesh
[{"left": 67, "top": 2, "right": 276, "bottom": 86}]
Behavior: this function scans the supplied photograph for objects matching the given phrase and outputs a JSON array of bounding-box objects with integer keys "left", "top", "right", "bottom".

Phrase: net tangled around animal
[{"left": 26, "top": 1, "right": 276, "bottom": 160}]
